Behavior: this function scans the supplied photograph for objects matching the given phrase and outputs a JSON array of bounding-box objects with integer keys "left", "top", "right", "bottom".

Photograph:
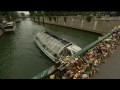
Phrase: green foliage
[
  {"left": 33, "top": 17, "right": 35, "bottom": 20},
  {"left": 20, "top": 13, "right": 25, "bottom": 17},
  {"left": 29, "top": 11, "right": 36, "bottom": 16},
  {"left": 96, "top": 16, "right": 101, "bottom": 18},
  {"left": 56, "top": 17, "right": 59, "bottom": 23},
  {"left": 0, "top": 11, "right": 19, "bottom": 20},
  {"left": 86, "top": 16, "right": 92, "bottom": 22},
  {"left": 49, "top": 16, "right": 52, "bottom": 21},
  {"left": 64, "top": 16, "right": 67, "bottom": 23},
  {"left": 11, "top": 12, "right": 19, "bottom": 20},
  {"left": 0, "top": 12, "right": 8, "bottom": 16},
  {"left": 29, "top": 11, "right": 114, "bottom": 17},
  {"left": 36, "top": 11, "right": 43, "bottom": 16},
  {"left": 53, "top": 17, "right": 56, "bottom": 22}
]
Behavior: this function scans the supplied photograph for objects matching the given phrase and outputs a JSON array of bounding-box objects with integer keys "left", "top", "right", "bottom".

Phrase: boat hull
[
  {"left": 34, "top": 38, "right": 56, "bottom": 63},
  {"left": 3, "top": 22, "right": 16, "bottom": 32}
]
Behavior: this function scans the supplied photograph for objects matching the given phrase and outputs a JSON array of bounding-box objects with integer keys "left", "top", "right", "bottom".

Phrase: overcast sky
[{"left": 18, "top": 11, "right": 30, "bottom": 15}]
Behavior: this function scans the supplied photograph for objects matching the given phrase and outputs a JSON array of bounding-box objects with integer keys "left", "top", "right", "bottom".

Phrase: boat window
[
  {"left": 72, "top": 51, "right": 77, "bottom": 55},
  {"left": 36, "top": 37, "right": 38, "bottom": 40},
  {"left": 66, "top": 49, "right": 72, "bottom": 56},
  {"left": 4, "top": 26, "right": 13, "bottom": 29},
  {"left": 60, "top": 48, "right": 72, "bottom": 56},
  {"left": 42, "top": 44, "right": 46, "bottom": 48}
]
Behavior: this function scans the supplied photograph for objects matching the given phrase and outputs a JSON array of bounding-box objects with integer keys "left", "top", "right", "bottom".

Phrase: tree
[
  {"left": 29, "top": 11, "right": 36, "bottom": 16},
  {"left": 29, "top": 11, "right": 115, "bottom": 17},
  {"left": 9, "top": 11, "right": 19, "bottom": 20},
  {"left": 0, "top": 11, "right": 19, "bottom": 21},
  {"left": 20, "top": 13, "right": 25, "bottom": 17}
]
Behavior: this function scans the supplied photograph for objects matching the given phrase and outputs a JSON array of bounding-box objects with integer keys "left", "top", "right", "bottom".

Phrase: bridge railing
[
  {"left": 72, "top": 30, "right": 115, "bottom": 58},
  {"left": 32, "top": 65, "right": 57, "bottom": 79}
]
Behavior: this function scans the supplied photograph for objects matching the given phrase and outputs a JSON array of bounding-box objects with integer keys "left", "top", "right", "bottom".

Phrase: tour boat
[
  {"left": 34, "top": 31, "right": 82, "bottom": 64},
  {"left": 15, "top": 18, "right": 22, "bottom": 23},
  {"left": 3, "top": 22, "right": 16, "bottom": 32}
]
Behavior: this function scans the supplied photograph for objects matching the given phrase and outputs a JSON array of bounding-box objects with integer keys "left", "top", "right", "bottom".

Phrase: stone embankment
[
  {"left": 33, "top": 16, "right": 120, "bottom": 35},
  {"left": 0, "top": 29, "right": 3, "bottom": 37}
]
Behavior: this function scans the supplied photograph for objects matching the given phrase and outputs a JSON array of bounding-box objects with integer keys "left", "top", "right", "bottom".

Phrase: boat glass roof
[{"left": 36, "top": 31, "right": 71, "bottom": 54}]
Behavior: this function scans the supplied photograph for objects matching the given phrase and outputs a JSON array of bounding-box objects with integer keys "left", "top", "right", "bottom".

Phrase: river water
[{"left": 0, "top": 18, "right": 100, "bottom": 79}]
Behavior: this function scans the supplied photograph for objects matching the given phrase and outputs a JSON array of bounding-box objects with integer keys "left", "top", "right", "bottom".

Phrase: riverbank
[
  {"left": 0, "top": 29, "right": 3, "bottom": 37},
  {"left": 33, "top": 16, "right": 120, "bottom": 35},
  {"left": 38, "top": 22, "right": 102, "bottom": 35}
]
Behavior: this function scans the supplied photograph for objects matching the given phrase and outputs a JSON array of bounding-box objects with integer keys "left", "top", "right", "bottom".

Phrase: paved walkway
[{"left": 93, "top": 45, "right": 120, "bottom": 79}]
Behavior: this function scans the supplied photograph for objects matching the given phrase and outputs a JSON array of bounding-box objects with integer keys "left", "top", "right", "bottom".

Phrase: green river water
[{"left": 0, "top": 18, "right": 100, "bottom": 79}]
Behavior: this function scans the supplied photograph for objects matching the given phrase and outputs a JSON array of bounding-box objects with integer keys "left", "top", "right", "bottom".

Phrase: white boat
[
  {"left": 34, "top": 31, "right": 82, "bottom": 64},
  {"left": 15, "top": 18, "right": 22, "bottom": 23},
  {"left": 3, "top": 22, "right": 16, "bottom": 32}
]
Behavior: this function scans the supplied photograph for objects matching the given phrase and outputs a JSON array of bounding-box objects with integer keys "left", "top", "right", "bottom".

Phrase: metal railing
[{"left": 72, "top": 30, "right": 114, "bottom": 58}]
